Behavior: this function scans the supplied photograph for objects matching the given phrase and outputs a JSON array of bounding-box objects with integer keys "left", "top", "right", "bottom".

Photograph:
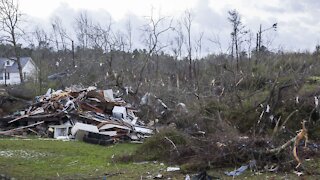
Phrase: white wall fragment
[{"left": 112, "top": 106, "right": 127, "bottom": 119}]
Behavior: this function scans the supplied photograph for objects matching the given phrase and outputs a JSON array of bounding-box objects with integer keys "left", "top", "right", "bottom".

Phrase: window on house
[
  {"left": 5, "top": 73, "right": 9, "bottom": 80},
  {"left": 0, "top": 73, "right": 3, "bottom": 80},
  {"left": 23, "top": 72, "right": 27, "bottom": 79},
  {"left": 6, "top": 61, "right": 10, "bottom": 66}
]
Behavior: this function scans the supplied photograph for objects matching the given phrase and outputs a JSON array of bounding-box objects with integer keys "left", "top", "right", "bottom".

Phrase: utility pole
[
  {"left": 259, "top": 24, "right": 262, "bottom": 51},
  {"left": 71, "top": 40, "right": 75, "bottom": 67}
]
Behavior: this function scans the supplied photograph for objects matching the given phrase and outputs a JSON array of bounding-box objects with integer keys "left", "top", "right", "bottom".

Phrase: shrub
[{"left": 130, "top": 128, "right": 191, "bottom": 163}]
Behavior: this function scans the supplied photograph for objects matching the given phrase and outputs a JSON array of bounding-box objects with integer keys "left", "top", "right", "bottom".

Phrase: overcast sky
[{"left": 18, "top": 0, "right": 320, "bottom": 54}]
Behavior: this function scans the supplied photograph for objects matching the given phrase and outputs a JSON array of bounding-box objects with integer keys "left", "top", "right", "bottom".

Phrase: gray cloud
[{"left": 23, "top": 0, "right": 320, "bottom": 54}]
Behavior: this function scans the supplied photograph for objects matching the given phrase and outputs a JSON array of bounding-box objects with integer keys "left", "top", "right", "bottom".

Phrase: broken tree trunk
[{"left": 266, "top": 120, "right": 308, "bottom": 168}]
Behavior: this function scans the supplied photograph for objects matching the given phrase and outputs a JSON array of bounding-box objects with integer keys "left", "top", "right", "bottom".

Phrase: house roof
[{"left": 0, "top": 57, "right": 32, "bottom": 73}]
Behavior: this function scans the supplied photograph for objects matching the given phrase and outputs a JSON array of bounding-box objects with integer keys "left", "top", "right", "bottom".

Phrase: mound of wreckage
[{"left": 0, "top": 86, "right": 153, "bottom": 145}]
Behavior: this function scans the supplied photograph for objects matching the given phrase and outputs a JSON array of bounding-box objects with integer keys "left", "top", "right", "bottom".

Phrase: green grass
[
  {"left": 0, "top": 138, "right": 319, "bottom": 180},
  {"left": 0, "top": 138, "right": 174, "bottom": 179}
]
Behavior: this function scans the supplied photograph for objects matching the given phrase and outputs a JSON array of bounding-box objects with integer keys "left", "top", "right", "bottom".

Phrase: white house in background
[{"left": 0, "top": 57, "right": 38, "bottom": 85}]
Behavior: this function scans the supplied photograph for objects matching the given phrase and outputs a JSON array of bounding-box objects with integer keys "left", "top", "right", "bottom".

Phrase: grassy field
[
  {"left": 0, "top": 138, "right": 180, "bottom": 179},
  {"left": 0, "top": 138, "right": 319, "bottom": 179}
]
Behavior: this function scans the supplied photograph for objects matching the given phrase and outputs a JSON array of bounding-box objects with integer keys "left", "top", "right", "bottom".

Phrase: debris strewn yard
[
  {"left": 1, "top": 0, "right": 320, "bottom": 179},
  {"left": 1, "top": 84, "right": 320, "bottom": 179}
]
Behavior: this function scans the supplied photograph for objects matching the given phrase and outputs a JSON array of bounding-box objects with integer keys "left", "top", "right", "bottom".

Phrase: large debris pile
[{"left": 0, "top": 86, "right": 153, "bottom": 144}]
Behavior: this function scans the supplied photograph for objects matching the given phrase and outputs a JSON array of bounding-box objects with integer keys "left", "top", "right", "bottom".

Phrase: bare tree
[
  {"left": 99, "top": 19, "right": 114, "bottom": 71},
  {"left": 135, "top": 9, "right": 173, "bottom": 94},
  {"left": 125, "top": 18, "right": 133, "bottom": 52},
  {"left": 113, "top": 30, "right": 127, "bottom": 52},
  {"left": 0, "top": 0, "right": 24, "bottom": 83},
  {"left": 33, "top": 27, "right": 50, "bottom": 49},
  {"left": 208, "top": 33, "right": 223, "bottom": 54},
  {"left": 33, "top": 26, "right": 51, "bottom": 93},
  {"left": 183, "top": 10, "right": 193, "bottom": 80},
  {"left": 228, "top": 9, "right": 245, "bottom": 71},
  {"left": 170, "top": 21, "right": 184, "bottom": 89},
  {"left": 194, "top": 31, "right": 204, "bottom": 83},
  {"left": 51, "top": 17, "right": 76, "bottom": 67},
  {"left": 85, "top": 17, "right": 116, "bottom": 78},
  {"left": 195, "top": 31, "right": 204, "bottom": 59},
  {"left": 141, "top": 10, "right": 173, "bottom": 55},
  {"left": 88, "top": 17, "right": 113, "bottom": 53},
  {"left": 51, "top": 17, "right": 70, "bottom": 51},
  {"left": 171, "top": 21, "right": 184, "bottom": 60},
  {"left": 246, "top": 30, "right": 253, "bottom": 60},
  {"left": 75, "top": 11, "right": 91, "bottom": 49},
  {"left": 256, "top": 23, "right": 277, "bottom": 54}
]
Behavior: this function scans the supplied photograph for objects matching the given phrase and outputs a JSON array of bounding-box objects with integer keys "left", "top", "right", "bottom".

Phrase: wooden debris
[
  {"left": 293, "top": 120, "right": 308, "bottom": 168},
  {"left": 0, "top": 121, "right": 44, "bottom": 135}
]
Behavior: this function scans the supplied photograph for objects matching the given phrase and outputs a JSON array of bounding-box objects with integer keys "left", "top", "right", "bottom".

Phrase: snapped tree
[{"left": 183, "top": 10, "right": 193, "bottom": 80}]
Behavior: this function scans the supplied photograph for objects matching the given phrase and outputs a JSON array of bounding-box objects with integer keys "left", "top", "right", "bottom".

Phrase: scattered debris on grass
[{"left": 166, "top": 167, "right": 180, "bottom": 172}]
